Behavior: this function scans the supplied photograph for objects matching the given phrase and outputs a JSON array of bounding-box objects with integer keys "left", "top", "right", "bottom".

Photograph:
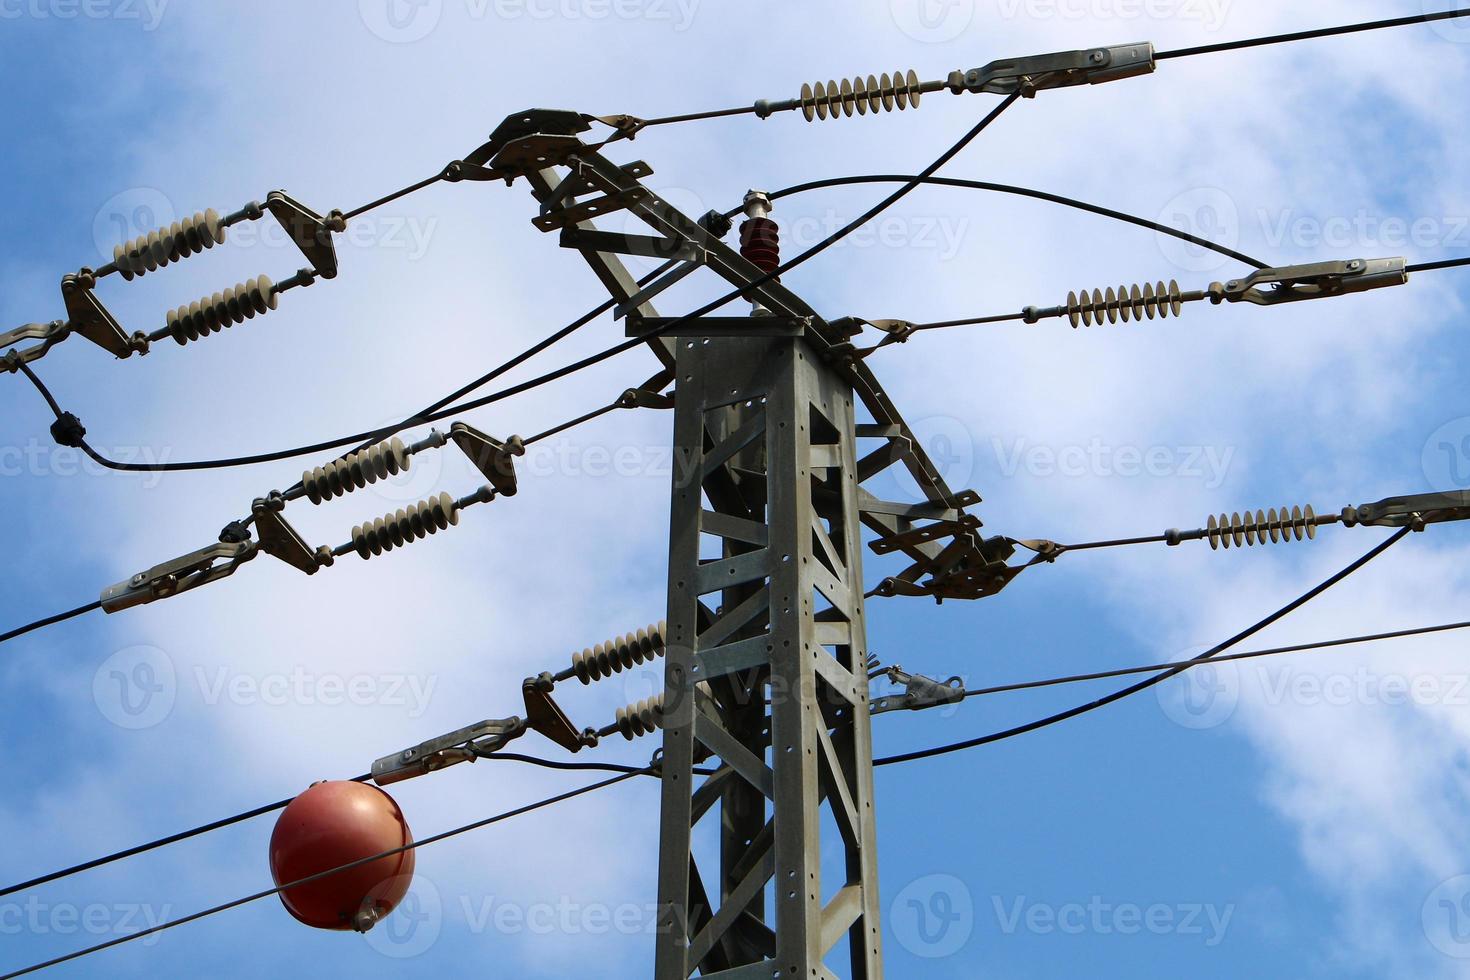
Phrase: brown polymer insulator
[{"left": 740, "top": 217, "right": 780, "bottom": 277}]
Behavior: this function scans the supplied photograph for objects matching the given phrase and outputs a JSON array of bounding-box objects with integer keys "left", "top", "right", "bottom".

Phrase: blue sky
[{"left": 3, "top": 1, "right": 1470, "bottom": 977}]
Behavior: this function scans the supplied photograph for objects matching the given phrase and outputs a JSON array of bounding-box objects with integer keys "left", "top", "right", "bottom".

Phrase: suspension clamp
[
  {"left": 100, "top": 539, "right": 258, "bottom": 613},
  {"left": 950, "top": 43, "right": 1155, "bottom": 98},
  {"left": 871, "top": 666, "right": 966, "bottom": 715},
  {"left": 1342, "top": 490, "right": 1470, "bottom": 531},
  {"left": 371, "top": 716, "right": 528, "bottom": 785},
  {"left": 1211, "top": 257, "right": 1408, "bottom": 307}
]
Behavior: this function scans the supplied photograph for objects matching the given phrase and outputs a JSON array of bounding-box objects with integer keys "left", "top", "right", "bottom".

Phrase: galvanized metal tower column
[{"left": 655, "top": 328, "right": 883, "bottom": 979}]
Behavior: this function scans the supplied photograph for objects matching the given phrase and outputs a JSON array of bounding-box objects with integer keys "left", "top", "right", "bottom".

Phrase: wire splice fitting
[{"left": 49, "top": 412, "right": 86, "bottom": 448}]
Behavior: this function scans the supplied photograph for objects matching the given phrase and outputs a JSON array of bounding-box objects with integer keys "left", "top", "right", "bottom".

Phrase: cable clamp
[
  {"left": 1211, "top": 257, "right": 1407, "bottom": 306},
  {"left": 950, "top": 42, "right": 1156, "bottom": 97},
  {"left": 371, "top": 716, "right": 527, "bottom": 785},
  {"left": 585, "top": 113, "right": 647, "bottom": 142},
  {"left": 862, "top": 318, "right": 916, "bottom": 343},
  {"left": 100, "top": 539, "right": 257, "bottom": 613},
  {"left": 620, "top": 370, "right": 676, "bottom": 410},
  {"left": 1344, "top": 490, "right": 1470, "bottom": 530},
  {"left": 1, "top": 321, "right": 70, "bottom": 372},
  {"left": 870, "top": 666, "right": 966, "bottom": 715}
]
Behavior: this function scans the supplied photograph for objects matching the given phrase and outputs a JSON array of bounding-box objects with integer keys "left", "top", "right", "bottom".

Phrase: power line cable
[
  {"left": 1155, "top": 8, "right": 1470, "bottom": 61},
  {"left": 0, "top": 752, "right": 712, "bottom": 900},
  {"left": 0, "top": 387, "right": 636, "bottom": 651},
  {"left": 14, "top": 95, "right": 1022, "bottom": 477},
  {"left": 0, "top": 600, "right": 101, "bottom": 646},
  {"left": 0, "top": 775, "right": 373, "bottom": 899},
  {"left": 956, "top": 620, "right": 1470, "bottom": 700},
  {"left": 861, "top": 248, "right": 1470, "bottom": 347},
  {"left": 1407, "top": 256, "right": 1470, "bottom": 274},
  {"left": 751, "top": 174, "right": 1270, "bottom": 270},
  {"left": 873, "top": 526, "right": 1412, "bottom": 766},
  {"left": 0, "top": 770, "right": 643, "bottom": 980}
]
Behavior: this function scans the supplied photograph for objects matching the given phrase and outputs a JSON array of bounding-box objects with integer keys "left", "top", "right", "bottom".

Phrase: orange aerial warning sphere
[{"left": 269, "top": 780, "right": 415, "bottom": 932}]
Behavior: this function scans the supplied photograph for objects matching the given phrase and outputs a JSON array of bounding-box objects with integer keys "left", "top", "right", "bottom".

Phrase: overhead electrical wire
[
  {"left": 862, "top": 248, "right": 1470, "bottom": 347},
  {"left": 10, "top": 95, "right": 1023, "bottom": 477},
  {"left": 1, "top": 95, "right": 1023, "bottom": 654},
  {"left": 1154, "top": 8, "right": 1470, "bottom": 61},
  {"left": 749, "top": 174, "right": 1270, "bottom": 271},
  {"left": 1, "top": 103, "right": 1032, "bottom": 904},
  {"left": 958, "top": 620, "right": 1470, "bottom": 700},
  {"left": 8, "top": 12, "right": 1467, "bottom": 971},
  {"left": 0, "top": 753, "right": 698, "bottom": 902},
  {"left": 0, "top": 770, "right": 644, "bottom": 980},
  {"left": 873, "top": 526, "right": 1412, "bottom": 766},
  {"left": 0, "top": 600, "right": 101, "bottom": 646},
  {"left": 0, "top": 380, "right": 641, "bottom": 651},
  {"left": 0, "top": 774, "right": 374, "bottom": 900},
  {"left": 1407, "top": 256, "right": 1470, "bottom": 274},
  {"left": 6, "top": 612, "right": 1461, "bottom": 911}
]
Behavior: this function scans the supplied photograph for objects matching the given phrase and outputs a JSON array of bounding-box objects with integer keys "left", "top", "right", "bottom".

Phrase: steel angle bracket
[
  {"left": 450, "top": 423, "right": 524, "bottom": 497},
  {"left": 522, "top": 681, "right": 585, "bottom": 753},
  {"left": 264, "top": 191, "right": 344, "bottom": 279},
  {"left": 462, "top": 108, "right": 593, "bottom": 183},
  {"left": 251, "top": 496, "right": 328, "bottom": 575},
  {"left": 61, "top": 275, "right": 142, "bottom": 359}
]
